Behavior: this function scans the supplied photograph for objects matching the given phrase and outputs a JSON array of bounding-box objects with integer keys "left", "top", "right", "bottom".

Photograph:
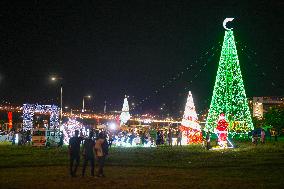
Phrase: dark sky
[{"left": 0, "top": 1, "right": 283, "bottom": 116}]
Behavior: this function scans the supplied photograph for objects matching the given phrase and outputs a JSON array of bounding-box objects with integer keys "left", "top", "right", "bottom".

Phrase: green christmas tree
[{"left": 205, "top": 30, "right": 253, "bottom": 135}]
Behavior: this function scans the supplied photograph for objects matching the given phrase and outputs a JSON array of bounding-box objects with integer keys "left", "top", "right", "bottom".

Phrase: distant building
[{"left": 248, "top": 97, "right": 284, "bottom": 119}]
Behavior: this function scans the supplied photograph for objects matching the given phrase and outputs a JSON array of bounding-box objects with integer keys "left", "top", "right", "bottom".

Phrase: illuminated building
[{"left": 249, "top": 96, "right": 284, "bottom": 119}]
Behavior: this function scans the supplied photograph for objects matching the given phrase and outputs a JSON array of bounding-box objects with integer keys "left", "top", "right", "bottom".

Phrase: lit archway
[{"left": 23, "top": 104, "right": 59, "bottom": 131}]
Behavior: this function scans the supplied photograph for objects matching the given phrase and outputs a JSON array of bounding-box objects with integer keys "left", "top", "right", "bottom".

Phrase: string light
[
  {"left": 237, "top": 40, "right": 280, "bottom": 88},
  {"left": 133, "top": 43, "right": 222, "bottom": 109},
  {"left": 60, "top": 118, "right": 88, "bottom": 144},
  {"left": 120, "top": 96, "right": 131, "bottom": 125},
  {"left": 23, "top": 104, "right": 59, "bottom": 131},
  {"left": 180, "top": 91, "right": 202, "bottom": 144}
]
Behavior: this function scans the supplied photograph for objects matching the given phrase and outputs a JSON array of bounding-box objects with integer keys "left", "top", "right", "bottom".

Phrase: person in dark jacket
[
  {"left": 82, "top": 131, "right": 95, "bottom": 177},
  {"left": 206, "top": 131, "right": 211, "bottom": 150},
  {"left": 68, "top": 130, "right": 81, "bottom": 177},
  {"left": 58, "top": 131, "right": 64, "bottom": 147}
]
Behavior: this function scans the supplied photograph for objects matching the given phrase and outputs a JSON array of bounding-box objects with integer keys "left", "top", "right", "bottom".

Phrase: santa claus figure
[{"left": 216, "top": 113, "right": 228, "bottom": 147}]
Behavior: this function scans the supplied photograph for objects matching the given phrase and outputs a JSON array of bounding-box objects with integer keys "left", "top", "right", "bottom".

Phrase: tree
[
  {"left": 205, "top": 30, "right": 253, "bottom": 136},
  {"left": 181, "top": 91, "right": 202, "bottom": 144},
  {"left": 120, "top": 96, "right": 131, "bottom": 126},
  {"left": 264, "top": 107, "right": 284, "bottom": 132},
  {"left": 252, "top": 116, "right": 264, "bottom": 129}
]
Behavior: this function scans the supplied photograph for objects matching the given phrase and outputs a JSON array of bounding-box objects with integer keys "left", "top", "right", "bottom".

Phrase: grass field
[{"left": 0, "top": 141, "right": 284, "bottom": 189}]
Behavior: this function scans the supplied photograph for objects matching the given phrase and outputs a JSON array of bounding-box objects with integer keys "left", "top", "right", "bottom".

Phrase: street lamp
[
  {"left": 50, "top": 76, "right": 63, "bottom": 126},
  {"left": 82, "top": 95, "right": 91, "bottom": 112}
]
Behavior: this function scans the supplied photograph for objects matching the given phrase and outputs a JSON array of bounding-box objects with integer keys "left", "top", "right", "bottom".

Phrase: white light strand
[
  {"left": 133, "top": 43, "right": 222, "bottom": 109},
  {"left": 23, "top": 104, "right": 59, "bottom": 131}
]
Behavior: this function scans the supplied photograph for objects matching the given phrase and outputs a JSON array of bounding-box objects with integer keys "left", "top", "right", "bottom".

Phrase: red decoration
[
  {"left": 8, "top": 111, "right": 13, "bottom": 129},
  {"left": 216, "top": 113, "right": 228, "bottom": 147},
  {"left": 180, "top": 125, "right": 203, "bottom": 144}
]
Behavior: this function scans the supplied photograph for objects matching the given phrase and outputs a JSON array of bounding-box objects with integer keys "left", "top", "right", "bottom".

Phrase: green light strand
[{"left": 205, "top": 31, "right": 253, "bottom": 136}]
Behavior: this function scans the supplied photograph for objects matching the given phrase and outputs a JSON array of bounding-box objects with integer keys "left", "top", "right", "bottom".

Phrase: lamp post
[
  {"left": 51, "top": 76, "right": 63, "bottom": 126},
  {"left": 82, "top": 95, "right": 91, "bottom": 112},
  {"left": 60, "top": 85, "right": 63, "bottom": 122}
]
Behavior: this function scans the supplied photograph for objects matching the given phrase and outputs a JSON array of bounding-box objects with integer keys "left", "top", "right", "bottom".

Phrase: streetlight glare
[
  {"left": 50, "top": 76, "right": 63, "bottom": 82},
  {"left": 49, "top": 75, "right": 63, "bottom": 125},
  {"left": 82, "top": 95, "right": 92, "bottom": 112}
]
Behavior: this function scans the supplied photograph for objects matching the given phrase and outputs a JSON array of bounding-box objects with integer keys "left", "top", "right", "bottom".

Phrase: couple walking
[{"left": 69, "top": 130, "right": 108, "bottom": 177}]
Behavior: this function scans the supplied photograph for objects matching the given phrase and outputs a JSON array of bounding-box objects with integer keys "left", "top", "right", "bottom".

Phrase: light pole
[
  {"left": 82, "top": 95, "right": 91, "bottom": 112},
  {"left": 60, "top": 84, "right": 63, "bottom": 122},
  {"left": 51, "top": 76, "right": 63, "bottom": 126}
]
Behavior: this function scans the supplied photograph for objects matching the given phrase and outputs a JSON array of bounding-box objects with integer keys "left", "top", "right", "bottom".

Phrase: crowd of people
[
  {"left": 252, "top": 129, "right": 266, "bottom": 145},
  {"left": 0, "top": 129, "right": 32, "bottom": 145},
  {"left": 1, "top": 125, "right": 281, "bottom": 179},
  {"left": 106, "top": 127, "right": 183, "bottom": 147},
  {"left": 67, "top": 127, "right": 185, "bottom": 178}
]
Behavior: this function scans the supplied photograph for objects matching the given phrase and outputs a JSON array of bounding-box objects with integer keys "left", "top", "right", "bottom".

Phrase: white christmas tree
[
  {"left": 181, "top": 91, "right": 200, "bottom": 130},
  {"left": 120, "top": 95, "right": 131, "bottom": 125},
  {"left": 180, "top": 91, "right": 202, "bottom": 143}
]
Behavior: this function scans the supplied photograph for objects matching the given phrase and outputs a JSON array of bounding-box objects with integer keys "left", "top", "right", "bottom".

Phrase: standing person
[
  {"left": 177, "top": 130, "right": 182, "bottom": 146},
  {"left": 26, "top": 130, "right": 31, "bottom": 145},
  {"left": 156, "top": 131, "right": 160, "bottom": 145},
  {"left": 82, "top": 131, "right": 95, "bottom": 177},
  {"left": 141, "top": 131, "right": 146, "bottom": 146},
  {"left": 129, "top": 130, "right": 135, "bottom": 146},
  {"left": 22, "top": 131, "right": 26, "bottom": 145},
  {"left": 261, "top": 129, "right": 266, "bottom": 144},
  {"left": 150, "top": 128, "right": 157, "bottom": 147},
  {"left": 18, "top": 130, "right": 22, "bottom": 146},
  {"left": 95, "top": 132, "right": 108, "bottom": 177},
  {"left": 252, "top": 131, "right": 258, "bottom": 145},
  {"left": 168, "top": 129, "right": 173, "bottom": 147},
  {"left": 11, "top": 131, "right": 16, "bottom": 145},
  {"left": 58, "top": 131, "right": 64, "bottom": 147},
  {"left": 108, "top": 133, "right": 114, "bottom": 148},
  {"left": 161, "top": 130, "right": 164, "bottom": 145},
  {"left": 268, "top": 129, "right": 271, "bottom": 141},
  {"left": 46, "top": 137, "right": 51, "bottom": 148},
  {"left": 206, "top": 131, "right": 211, "bottom": 150},
  {"left": 68, "top": 130, "right": 81, "bottom": 177}
]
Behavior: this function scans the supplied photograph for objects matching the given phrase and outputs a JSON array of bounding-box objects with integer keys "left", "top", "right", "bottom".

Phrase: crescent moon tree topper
[{"left": 223, "top": 18, "right": 234, "bottom": 30}]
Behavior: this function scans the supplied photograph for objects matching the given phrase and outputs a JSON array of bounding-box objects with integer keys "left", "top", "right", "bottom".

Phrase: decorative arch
[{"left": 23, "top": 104, "right": 59, "bottom": 131}]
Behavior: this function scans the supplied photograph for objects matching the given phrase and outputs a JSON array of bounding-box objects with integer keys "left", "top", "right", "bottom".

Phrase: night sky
[{"left": 0, "top": 1, "right": 283, "bottom": 116}]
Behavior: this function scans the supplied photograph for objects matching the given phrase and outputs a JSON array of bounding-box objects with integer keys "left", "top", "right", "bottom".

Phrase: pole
[
  {"left": 60, "top": 85, "right": 63, "bottom": 126},
  {"left": 104, "top": 100, "right": 106, "bottom": 114},
  {"left": 82, "top": 97, "right": 85, "bottom": 112}
]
